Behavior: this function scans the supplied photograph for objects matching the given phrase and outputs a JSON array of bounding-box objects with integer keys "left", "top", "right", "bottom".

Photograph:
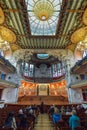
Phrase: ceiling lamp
[
  {"left": 34, "top": 1, "right": 54, "bottom": 21},
  {"left": 0, "top": 7, "right": 5, "bottom": 24},
  {"left": 10, "top": 44, "right": 21, "bottom": 52},
  {"left": 71, "top": 26, "right": 87, "bottom": 44},
  {"left": 0, "top": 26, "right": 16, "bottom": 43},
  {"left": 83, "top": 8, "right": 87, "bottom": 25}
]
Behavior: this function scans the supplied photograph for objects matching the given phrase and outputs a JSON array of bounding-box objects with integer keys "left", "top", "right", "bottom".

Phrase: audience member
[
  {"left": 48, "top": 104, "right": 55, "bottom": 114},
  {"left": 28, "top": 108, "right": 36, "bottom": 123},
  {"left": 60, "top": 106, "right": 65, "bottom": 115},
  {"left": 3, "top": 112, "right": 17, "bottom": 130},
  {"left": 18, "top": 109, "right": 24, "bottom": 118},
  {"left": 52, "top": 108, "right": 62, "bottom": 124},
  {"left": 77, "top": 104, "right": 82, "bottom": 110},
  {"left": 71, "top": 105, "right": 75, "bottom": 111},
  {"left": 18, "top": 114, "right": 28, "bottom": 128},
  {"left": 66, "top": 106, "right": 72, "bottom": 115},
  {"left": 69, "top": 110, "right": 80, "bottom": 130}
]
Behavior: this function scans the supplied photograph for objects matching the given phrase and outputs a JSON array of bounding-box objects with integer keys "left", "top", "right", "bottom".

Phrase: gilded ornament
[
  {"left": 83, "top": 8, "right": 87, "bottom": 25},
  {"left": 10, "top": 44, "right": 21, "bottom": 52},
  {"left": 0, "top": 7, "right": 5, "bottom": 24},
  {"left": 71, "top": 27, "right": 87, "bottom": 43},
  {"left": 0, "top": 26, "right": 16, "bottom": 43}
]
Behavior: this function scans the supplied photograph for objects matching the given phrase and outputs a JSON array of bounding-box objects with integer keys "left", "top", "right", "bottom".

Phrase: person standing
[
  {"left": 69, "top": 110, "right": 80, "bottom": 130},
  {"left": 40, "top": 101, "right": 44, "bottom": 114}
]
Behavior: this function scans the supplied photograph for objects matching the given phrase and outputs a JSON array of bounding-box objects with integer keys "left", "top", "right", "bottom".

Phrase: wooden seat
[
  {"left": 60, "top": 127, "right": 71, "bottom": 130},
  {"left": 56, "top": 120, "right": 68, "bottom": 130},
  {"left": 74, "top": 126, "right": 85, "bottom": 130},
  {"left": 57, "top": 120, "right": 68, "bottom": 127},
  {"left": 2, "top": 128, "right": 14, "bottom": 130},
  {"left": 16, "top": 126, "right": 32, "bottom": 130},
  {"left": 16, "top": 128, "right": 28, "bottom": 130}
]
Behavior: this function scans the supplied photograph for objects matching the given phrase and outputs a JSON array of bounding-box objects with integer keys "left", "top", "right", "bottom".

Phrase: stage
[{"left": 18, "top": 95, "right": 68, "bottom": 105}]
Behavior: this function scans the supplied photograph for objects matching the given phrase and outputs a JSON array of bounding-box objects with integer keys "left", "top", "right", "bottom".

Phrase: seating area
[
  {"left": 48, "top": 104, "right": 87, "bottom": 130},
  {"left": 0, "top": 104, "right": 39, "bottom": 130},
  {"left": 0, "top": 104, "right": 86, "bottom": 130}
]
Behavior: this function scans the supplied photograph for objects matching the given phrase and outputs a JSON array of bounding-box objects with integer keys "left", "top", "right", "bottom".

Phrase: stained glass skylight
[
  {"left": 25, "top": 0, "right": 62, "bottom": 35},
  {"left": 37, "top": 54, "right": 49, "bottom": 59}
]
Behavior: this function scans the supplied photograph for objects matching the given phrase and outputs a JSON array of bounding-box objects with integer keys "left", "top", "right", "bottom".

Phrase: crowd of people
[
  {"left": 2, "top": 103, "right": 87, "bottom": 130},
  {"left": 2, "top": 104, "right": 38, "bottom": 130},
  {"left": 48, "top": 104, "right": 86, "bottom": 130}
]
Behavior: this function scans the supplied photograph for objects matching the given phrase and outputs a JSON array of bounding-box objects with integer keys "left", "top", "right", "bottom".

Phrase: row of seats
[
  {"left": 0, "top": 104, "right": 39, "bottom": 130},
  {"left": 48, "top": 106, "right": 87, "bottom": 130}
]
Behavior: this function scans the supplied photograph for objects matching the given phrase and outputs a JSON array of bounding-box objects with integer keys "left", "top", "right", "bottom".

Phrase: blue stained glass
[{"left": 37, "top": 54, "right": 49, "bottom": 59}]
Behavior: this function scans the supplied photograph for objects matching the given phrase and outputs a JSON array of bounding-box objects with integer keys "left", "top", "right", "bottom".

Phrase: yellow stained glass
[{"left": 25, "top": 0, "right": 62, "bottom": 35}]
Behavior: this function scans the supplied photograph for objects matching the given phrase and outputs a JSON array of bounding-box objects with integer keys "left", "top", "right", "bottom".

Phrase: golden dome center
[{"left": 33, "top": 1, "right": 54, "bottom": 21}]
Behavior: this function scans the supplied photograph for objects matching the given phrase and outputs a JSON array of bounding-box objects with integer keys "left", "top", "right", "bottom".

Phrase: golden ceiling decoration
[
  {"left": 0, "top": 26, "right": 16, "bottom": 43},
  {"left": 71, "top": 26, "right": 87, "bottom": 44},
  {"left": 66, "top": 44, "right": 77, "bottom": 52},
  {"left": 83, "top": 8, "right": 87, "bottom": 25},
  {"left": 0, "top": 7, "right": 5, "bottom": 24},
  {"left": 10, "top": 44, "right": 21, "bottom": 52},
  {"left": 34, "top": 1, "right": 54, "bottom": 21}
]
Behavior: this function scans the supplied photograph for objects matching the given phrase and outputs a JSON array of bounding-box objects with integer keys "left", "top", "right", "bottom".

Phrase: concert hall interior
[{"left": 0, "top": 0, "right": 87, "bottom": 130}]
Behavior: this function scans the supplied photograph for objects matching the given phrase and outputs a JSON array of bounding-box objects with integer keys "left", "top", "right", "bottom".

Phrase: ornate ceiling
[
  {"left": 0, "top": 0, "right": 87, "bottom": 62},
  {"left": 0, "top": 0, "right": 86, "bottom": 48}
]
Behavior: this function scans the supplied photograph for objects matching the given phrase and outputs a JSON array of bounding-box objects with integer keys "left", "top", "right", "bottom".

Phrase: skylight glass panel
[
  {"left": 25, "top": 0, "right": 62, "bottom": 35},
  {"left": 37, "top": 54, "right": 49, "bottom": 59}
]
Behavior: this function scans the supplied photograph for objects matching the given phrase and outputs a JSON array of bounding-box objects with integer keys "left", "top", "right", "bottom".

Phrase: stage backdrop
[
  {"left": 18, "top": 80, "right": 37, "bottom": 97},
  {"left": 49, "top": 80, "right": 67, "bottom": 96},
  {"left": 18, "top": 80, "right": 68, "bottom": 99}
]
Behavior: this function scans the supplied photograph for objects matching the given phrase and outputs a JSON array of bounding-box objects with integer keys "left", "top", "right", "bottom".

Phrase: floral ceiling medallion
[{"left": 0, "top": 26, "right": 17, "bottom": 43}]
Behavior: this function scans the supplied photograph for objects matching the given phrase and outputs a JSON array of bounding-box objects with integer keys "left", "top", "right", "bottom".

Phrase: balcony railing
[
  {"left": 34, "top": 77, "right": 53, "bottom": 83},
  {"left": 23, "top": 75, "right": 65, "bottom": 83}
]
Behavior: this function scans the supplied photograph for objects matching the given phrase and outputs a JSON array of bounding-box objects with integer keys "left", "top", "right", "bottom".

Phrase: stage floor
[{"left": 18, "top": 96, "right": 68, "bottom": 105}]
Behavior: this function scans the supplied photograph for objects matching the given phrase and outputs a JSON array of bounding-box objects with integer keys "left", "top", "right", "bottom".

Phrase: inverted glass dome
[
  {"left": 25, "top": 0, "right": 62, "bottom": 35},
  {"left": 37, "top": 54, "right": 49, "bottom": 59}
]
